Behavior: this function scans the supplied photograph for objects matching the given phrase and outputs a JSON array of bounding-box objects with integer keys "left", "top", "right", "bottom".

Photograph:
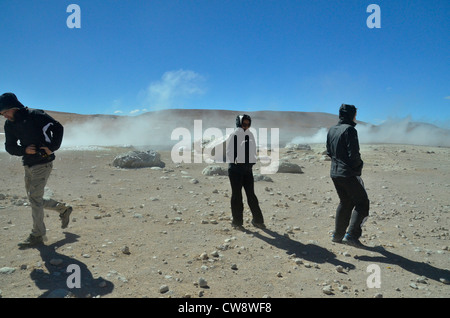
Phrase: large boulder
[
  {"left": 113, "top": 150, "right": 165, "bottom": 169},
  {"left": 268, "top": 160, "right": 303, "bottom": 174}
]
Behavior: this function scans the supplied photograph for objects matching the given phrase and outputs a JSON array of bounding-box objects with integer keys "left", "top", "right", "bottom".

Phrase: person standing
[
  {"left": 326, "top": 104, "right": 369, "bottom": 247},
  {"left": 226, "top": 114, "right": 265, "bottom": 230},
  {"left": 0, "top": 93, "right": 73, "bottom": 248}
]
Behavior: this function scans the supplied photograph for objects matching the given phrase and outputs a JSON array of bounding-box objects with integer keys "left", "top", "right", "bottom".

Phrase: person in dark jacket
[
  {"left": 0, "top": 93, "right": 72, "bottom": 248},
  {"left": 326, "top": 104, "right": 369, "bottom": 247},
  {"left": 226, "top": 114, "right": 265, "bottom": 230}
]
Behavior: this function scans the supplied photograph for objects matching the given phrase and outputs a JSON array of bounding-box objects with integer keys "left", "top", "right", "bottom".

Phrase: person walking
[
  {"left": 326, "top": 104, "right": 369, "bottom": 247},
  {"left": 0, "top": 93, "right": 73, "bottom": 248},
  {"left": 226, "top": 114, "right": 265, "bottom": 230}
]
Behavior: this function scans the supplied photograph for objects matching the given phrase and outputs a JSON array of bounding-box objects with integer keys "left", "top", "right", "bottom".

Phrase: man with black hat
[
  {"left": 326, "top": 104, "right": 369, "bottom": 247},
  {"left": 0, "top": 92, "right": 72, "bottom": 248},
  {"left": 226, "top": 114, "right": 265, "bottom": 230}
]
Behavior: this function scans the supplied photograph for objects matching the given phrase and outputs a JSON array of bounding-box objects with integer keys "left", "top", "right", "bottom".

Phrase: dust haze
[
  {"left": 1, "top": 110, "right": 449, "bottom": 151},
  {"left": 60, "top": 111, "right": 450, "bottom": 150}
]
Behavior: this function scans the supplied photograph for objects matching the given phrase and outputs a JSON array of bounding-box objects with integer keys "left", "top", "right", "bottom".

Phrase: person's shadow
[
  {"left": 250, "top": 228, "right": 355, "bottom": 270},
  {"left": 29, "top": 232, "right": 114, "bottom": 298},
  {"left": 356, "top": 245, "right": 450, "bottom": 283}
]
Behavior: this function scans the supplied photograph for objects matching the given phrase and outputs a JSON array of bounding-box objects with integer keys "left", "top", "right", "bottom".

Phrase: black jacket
[
  {"left": 226, "top": 128, "right": 257, "bottom": 166},
  {"left": 4, "top": 108, "right": 64, "bottom": 167},
  {"left": 326, "top": 119, "right": 363, "bottom": 178}
]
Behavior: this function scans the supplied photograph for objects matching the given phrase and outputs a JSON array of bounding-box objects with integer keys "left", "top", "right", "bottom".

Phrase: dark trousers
[
  {"left": 332, "top": 176, "right": 370, "bottom": 239},
  {"left": 228, "top": 164, "right": 264, "bottom": 225}
]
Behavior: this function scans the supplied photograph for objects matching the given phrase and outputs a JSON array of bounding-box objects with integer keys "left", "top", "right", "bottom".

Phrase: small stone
[
  {"left": 322, "top": 285, "right": 334, "bottom": 295},
  {"left": 49, "top": 258, "right": 64, "bottom": 266},
  {"left": 231, "top": 264, "right": 238, "bottom": 270},
  {"left": 0, "top": 267, "right": 16, "bottom": 274},
  {"left": 336, "top": 265, "right": 345, "bottom": 273},
  {"left": 373, "top": 293, "right": 383, "bottom": 298},
  {"left": 159, "top": 285, "right": 169, "bottom": 293},
  {"left": 440, "top": 278, "right": 450, "bottom": 285},
  {"left": 416, "top": 276, "right": 427, "bottom": 284},
  {"left": 198, "top": 277, "right": 208, "bottom": 288},
  {"left": 121, "top": 246, "right": 131, "bottom": 255}
]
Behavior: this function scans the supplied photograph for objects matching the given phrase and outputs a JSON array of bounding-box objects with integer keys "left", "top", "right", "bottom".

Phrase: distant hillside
[
  {"left": 1, "top": 109, "right": 341, "bottom": 145},
  {"left": 1, "top": 108, "right": 449, "bottom": 147}
]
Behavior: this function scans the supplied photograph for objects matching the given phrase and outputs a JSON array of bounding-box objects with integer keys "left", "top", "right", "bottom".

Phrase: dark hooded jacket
[
  {"left": 326, "top": 104, "right": 363, "bottom": 178},
  {"left": 4, "top": 107, "right": 64, "bottom": 167}
]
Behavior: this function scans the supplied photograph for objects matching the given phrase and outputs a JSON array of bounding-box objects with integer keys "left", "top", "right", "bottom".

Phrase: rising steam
[{"left": 290, "top": 117, "right": 450, "bottom": 147}]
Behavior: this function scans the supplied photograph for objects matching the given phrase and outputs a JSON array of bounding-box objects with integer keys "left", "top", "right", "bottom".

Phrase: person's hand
[
  {"left": 39, "top": 146, "right": 52, "bottom": 155},
  {"left": 25, "top": 145, "right": 37, "bottom": 155}
]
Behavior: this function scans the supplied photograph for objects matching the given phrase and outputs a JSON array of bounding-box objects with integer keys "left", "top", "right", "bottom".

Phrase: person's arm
[
  {"left": 345, "top": 127, "right": 363, "bottom": 173},
  {"left": 4, "top": 123, "right": 26, "bottom": 156},
  {"left": 33, "top": 110, "right": 64, "bottom": 153}
]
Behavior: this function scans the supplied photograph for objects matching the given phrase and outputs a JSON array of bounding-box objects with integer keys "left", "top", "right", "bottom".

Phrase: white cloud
[{"left": 145, "top": 69, "right": 206, "bottom": 110}]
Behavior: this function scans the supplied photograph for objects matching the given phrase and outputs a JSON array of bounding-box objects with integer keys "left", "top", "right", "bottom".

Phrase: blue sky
[{"left": 1, "top": 0, "right": 449, "bottom": 127}]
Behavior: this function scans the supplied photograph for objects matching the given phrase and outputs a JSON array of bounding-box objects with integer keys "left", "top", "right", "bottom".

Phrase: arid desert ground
[{"left": 0, "top": 110, "right": 449, "bottom": 298}]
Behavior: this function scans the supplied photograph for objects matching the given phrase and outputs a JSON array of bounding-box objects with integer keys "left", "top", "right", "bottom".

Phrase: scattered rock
[
  {"left": 202, "top": 165, "right": 228, "bottom": 176},
  {"left": 198, "top": 277, "right": 209, "bottom": 288},
  {"left": 159, "top": 285, "right": 169, "bottom": 293},
  {"left": 0, "top": 267, "right": 16, "bottom": 274},
  {"left": 275, "top": 161, "right": 303, "bottom": 174},
  {"left": 285, "top": 143, "right": 311, "bottom": 151},
  {"left": 335, "top": 265, "right": 345, "bottom": 273},
  {"left": 113, "top": 150, "right": 165, "bottom": 169},
  {"left": 121, "top": 246, "right": 131, "bottom": 255},
  {"left": 253, "top": 174, "right": 273, "bottom": 182},
  {"left": 322, "top": 285, "right": 334, "bottom": 295},
  {"left": 49, "top": 258, "right": 64, "bottom": 266}
]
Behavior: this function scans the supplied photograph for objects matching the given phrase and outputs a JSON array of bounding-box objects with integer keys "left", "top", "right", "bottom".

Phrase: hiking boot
[
  {"left": 342, "top": 233, "right": 365, "bottom": 248},
  {"left": 251, "top": 219, "right": 266, "bottom": 229},
  {"left": 332, "top": 234, "right": 344, "bottom": 243},
  {"left": 18, "top": 234, "right": 43, "bottom": 248},
  {"left": 231, "top": 221, "right": 245, "bottom": 231},
  {"left": 60, "top": 206, "right": 73, "bottom": 229}
]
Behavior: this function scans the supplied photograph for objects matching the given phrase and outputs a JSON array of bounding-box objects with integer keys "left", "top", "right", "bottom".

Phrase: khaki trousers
[{"left": 24, "top": 162, "right": 66, "bottom": 237}]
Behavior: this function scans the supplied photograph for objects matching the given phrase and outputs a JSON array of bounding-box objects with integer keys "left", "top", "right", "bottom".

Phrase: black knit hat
[
  {"left": 0, "top": 93, "right": 25, "bottom": 112},
  {"left": 339, "top": 104, "right": 357, "bottom": 121}
]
